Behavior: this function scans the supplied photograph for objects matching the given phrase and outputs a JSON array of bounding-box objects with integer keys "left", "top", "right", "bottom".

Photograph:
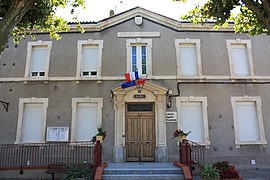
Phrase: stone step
[
  {"left": 102, "top": 173, "right": 184, "bottom": 180},
  {"left": 104, "top": 168, "right": 181, "bottom": 174},
  {"left": 102, "top": 162, "right": 184, "bottom": 180}
]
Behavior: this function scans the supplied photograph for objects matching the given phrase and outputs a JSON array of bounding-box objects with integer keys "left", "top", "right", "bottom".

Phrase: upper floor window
[
  {"left": 231, "top": 96, "right": 267, "bottom": 148},
  {"left": 15, "top": 98, "right": 48, "bottom": 143},
  {"left": 76, "top": 39, "right": 103, "bottom": 78},
  {"left": 175, "top": 38, "right": 202, "bottom": 77},
  {"left": 176, "top": 96, "right": 210, "bottom": 147},
  {"left": 71, "top": 97, "right": 103, "bottom": 141},
  {"left": 25, "top": 41, "right": 52, "bottom": 79},
  {"left": 226, "top": 39, "right": 255, "bottom": 77},
  {"left": 126, "top": 38, "right": 152, "bottom": 77}
]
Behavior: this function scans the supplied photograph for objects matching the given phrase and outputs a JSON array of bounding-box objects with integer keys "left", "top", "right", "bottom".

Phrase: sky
[{"left": 57, "top": 0, "right": 208, "bottom": 22}]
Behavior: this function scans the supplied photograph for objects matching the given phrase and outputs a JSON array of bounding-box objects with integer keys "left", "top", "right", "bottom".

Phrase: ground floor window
[
  {"left": 16, "top": 98, "right": 48, "bottom": 143},
  {"left": 176, "top": 96, "right": 210, "bottom": 147},
  {"left": 71, "top": 97, "right": 103, "bottom": 141},
  {"left": 231, "top": 96, "right": 267, "bottom": 148}
]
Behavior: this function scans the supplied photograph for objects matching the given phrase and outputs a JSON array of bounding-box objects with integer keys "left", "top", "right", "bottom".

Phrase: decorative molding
[
  {"left": 231, "top": 96, "right": 267, "bottom": 148},
  {"left": 126, "top": 38, "right": 153, "bottom": 78},
  {"left": 71, "top": 97, "right": 103, "bottom": 142},
  {"left": 76, "top": 39, "right": 103, "bottom": 78},
  {"left": 226, "top": 39, "right": 255, "bottom": 78},
  {"left": 24, "top": 41, "right": 52, "bottom": 79},
  {"left": 176, "top": 96, "right": 211, "bottom": 147},
  {"left": 15, "top": 98, "right": 48, "bottom": 144},
  {"left": 175, "top": 38, "right": 203, "bottom": 77},
  {"left": 4, "top": 75, "right": 270, "bottom": 82},
  {"left": 112, "top": 82, "right": 168, "bottom": 162},
  {"left": 117, "top": 32, "right": 160, "bottom": 38}
]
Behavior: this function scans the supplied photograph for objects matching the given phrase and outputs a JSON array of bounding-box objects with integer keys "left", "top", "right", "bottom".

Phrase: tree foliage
[
  {"left": 0, "top": 0, "right": 85, "bottom": 53},
  {"left": 177, "top": 0, "right": 270, "bottom": 36}
]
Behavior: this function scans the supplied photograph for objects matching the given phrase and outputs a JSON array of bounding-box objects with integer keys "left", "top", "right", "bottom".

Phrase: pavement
[
  {"left": 238, "top": 167, "right": 270, "bottom": 180},
  {"left": 192, "top": 166, "right": 270, "bottom": 180}
]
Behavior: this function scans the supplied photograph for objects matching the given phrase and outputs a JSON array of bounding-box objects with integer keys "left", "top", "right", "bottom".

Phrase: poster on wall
[{"left": 46, "top": 127, "right": 69, "bottom": 141}]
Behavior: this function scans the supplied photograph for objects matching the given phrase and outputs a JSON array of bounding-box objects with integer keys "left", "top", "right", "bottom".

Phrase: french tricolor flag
[
  {"left": 121, "top": 71, "right": 146, "bottom": 90},
  {"left": 124, "top": 72, "right": 139, "bottom": 82}
]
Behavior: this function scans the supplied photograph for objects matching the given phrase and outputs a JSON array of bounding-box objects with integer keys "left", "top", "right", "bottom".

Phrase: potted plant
[
  {"left": 199, "top": 164, "right": 220, "bottom": 180},
  {"left": 173, "top": 129, "right": 191, "bottom": 142},
  {"left": 91, "top": 127, "right": 106, "bottom": 143},
  {"left": 213, "top": 161, "right": 242, "bottom": 180}
]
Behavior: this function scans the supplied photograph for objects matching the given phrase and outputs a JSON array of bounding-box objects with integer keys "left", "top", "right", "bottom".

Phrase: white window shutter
[
  {"left": 231, "top": 45, "right": 250, "bottom": 76},
  {"left": 22, "top": 104, "right": 43, "bottom": 143},
  {"left": 179, "top": 44, "right": 198, "bottom": 76},
  {"left": 236, "top": 102, "right": 259, "bottom": 141},
  {"left": 81, "top": 45, "right": 98, "bottom": 73},
  {"left": 76, "top": 103, "right": 97, "bottom": 141},
  {"left": 180, "top": 102, "right": 204, "bottom": 142},
  {"left": 30, "top": 46, "right": 47, "bottom": 73}
]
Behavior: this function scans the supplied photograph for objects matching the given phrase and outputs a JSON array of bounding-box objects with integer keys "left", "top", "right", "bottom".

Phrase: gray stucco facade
[{"left": 1, "top": 7, "right": 270, "bottom": 174}]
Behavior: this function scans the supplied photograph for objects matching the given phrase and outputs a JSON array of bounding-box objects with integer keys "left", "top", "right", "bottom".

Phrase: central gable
[{"left": 112, "top": 81, "right": 168, "bottom": 102}]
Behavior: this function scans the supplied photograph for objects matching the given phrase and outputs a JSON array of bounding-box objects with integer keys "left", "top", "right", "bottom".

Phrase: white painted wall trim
[
  {"left": 176, "top": 96, "right": 211, "bottom": 147},
  {"left": 231, "top": 96, "right": 267, "bottom": 148},
  {"left": 126, "top": 38, "right": 152, "bottom": 78},
  {"left": 175, "top": 38, "right": 203, "bottom": 77},
  {"left": 117, "top": 32, "right": 160, "bottom": 38},
  {"left": 24, "top": 41, "right": 52, "bottom": 79},
  {"left": 76, "top": 39, "right": 103, "bottom": 78},
  {"left": 15, "top": 97, "right": 48, "bottom": 144},
  {"left": 226, "top": 39, "right": 255, "bottom": 78},
  {"left": 71, "top": 97, "right": 103, "bottom": 141},
  {"left": 5, "top": 75, "right": 270, "bottom": 82}
]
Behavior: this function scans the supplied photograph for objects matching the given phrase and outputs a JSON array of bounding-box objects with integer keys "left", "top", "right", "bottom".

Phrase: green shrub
[
  {"left": 64, "top": 163, "right": 93, "bottom": 180},
  {"left": 199, "top": 164, "right": 220, "bottom": 179}
]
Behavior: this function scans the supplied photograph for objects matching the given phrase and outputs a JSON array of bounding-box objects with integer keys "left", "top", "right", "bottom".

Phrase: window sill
[{"left": 235, "top": 140, "right": 267, "bottom": 148}]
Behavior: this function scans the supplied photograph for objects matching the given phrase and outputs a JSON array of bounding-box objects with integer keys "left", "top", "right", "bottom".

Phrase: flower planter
[
  {"left": 221, "top": 177, "right": 243, "bottom": 180},
  {"left": 179, "top": 135, "right": 187, "bottom": 143},
  {"left": 96, "top": 135, "right": 103, "bottom": 143},
  {"left": 202, "top": 178, "right": 242, "bottom": 180}
]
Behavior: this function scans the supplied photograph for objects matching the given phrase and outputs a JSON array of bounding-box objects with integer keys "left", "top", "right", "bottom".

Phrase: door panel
[
  {"left": 141, "top": 115, "right": 155, "bottom": 161},
  {"left": 125, "top": 104, "right": 155, "bottom": 162},
  {"left": 126, "top": 116, "right": 140, "bottom": 161}
]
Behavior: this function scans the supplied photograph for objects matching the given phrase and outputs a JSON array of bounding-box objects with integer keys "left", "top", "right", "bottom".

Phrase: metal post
[{"left": 93, "top": 141, "right": 102, "bottom": 171}]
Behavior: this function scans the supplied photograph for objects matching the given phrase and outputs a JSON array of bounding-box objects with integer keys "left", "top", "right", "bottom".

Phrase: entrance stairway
[{"left": 102, "top": 162, "right": 184, "bottom": 180}]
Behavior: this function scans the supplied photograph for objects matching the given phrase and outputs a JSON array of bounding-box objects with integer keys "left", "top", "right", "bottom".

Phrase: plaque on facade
[
  {"left": 117, "top": 32, "right": 160, "bottom": 38},
  {"left": 47, "top": 127, "right": 69, "bottom": 141},
  {"left": 166, "top": 112, "right": 177, "bottom": 122},
  {"left": 134, "top": 94, "right": 146, "bottom": 99}
]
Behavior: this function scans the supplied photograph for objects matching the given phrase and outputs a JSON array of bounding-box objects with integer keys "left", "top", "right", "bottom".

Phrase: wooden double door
[{"left": 125, "top": 103, "right": 155, "bottom": 162}]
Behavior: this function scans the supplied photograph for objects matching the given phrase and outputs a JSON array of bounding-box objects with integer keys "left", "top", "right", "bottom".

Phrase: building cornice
[{"left": 28, "top": 7, "right": 235, "bottom": 34}]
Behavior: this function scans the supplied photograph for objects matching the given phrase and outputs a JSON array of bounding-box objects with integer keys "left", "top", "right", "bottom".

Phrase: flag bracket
[{"left": 0, "top": 100, "right": 9, "bottom": 112}]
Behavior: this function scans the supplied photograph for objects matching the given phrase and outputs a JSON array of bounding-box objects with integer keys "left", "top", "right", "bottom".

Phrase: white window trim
[
  {"left": 226, "top": 39, "right": 255, "bottom": 78},
  {"left": 126, "top": 38, "right": 152, "bottom": 78},
  {"left": 176, "top": 96, "right": 210, "bottom": 147},
  {"left": 15, "top": 97, "right": 48, "bottom": 144},
  {"left": 76, "top": 39, "right": 103, "bottom": 79},
  {"left": 175, "top": 38, "right": 203, "bottom": 77},
  {"left": 24, "top": 40, "right": 52, "bottom": 80},
  {"left": 71, "top": 97, "right": 103, "bottom": 141},
  {"left": 231, "top": 96, "right": 267, "bottom": 148}
]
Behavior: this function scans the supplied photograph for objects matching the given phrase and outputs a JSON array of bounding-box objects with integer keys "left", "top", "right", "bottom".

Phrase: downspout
[{"left": 167, "top": 81, "right": 270, "bottom": 108}]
